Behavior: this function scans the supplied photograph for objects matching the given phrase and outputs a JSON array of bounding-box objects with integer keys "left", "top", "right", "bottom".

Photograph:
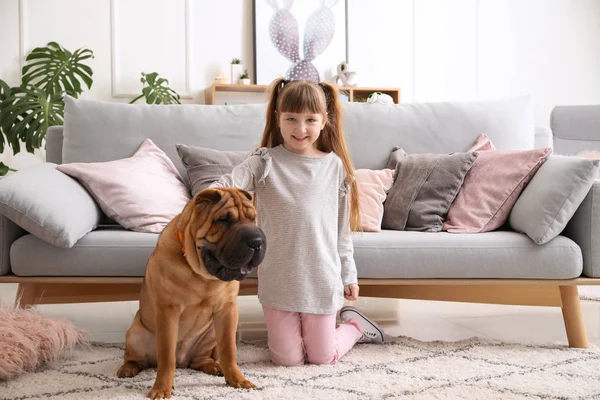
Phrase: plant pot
[
  {"left": 241, "top": 78, "right": 251, "bottom": 85},
  {"left": 230, "top": 64, "right": 243, "bottom": 84}
]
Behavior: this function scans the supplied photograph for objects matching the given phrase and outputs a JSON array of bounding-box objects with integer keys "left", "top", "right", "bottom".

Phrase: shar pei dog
[{"left": 117, "top": 188, "right": 266, "bottom": 399}]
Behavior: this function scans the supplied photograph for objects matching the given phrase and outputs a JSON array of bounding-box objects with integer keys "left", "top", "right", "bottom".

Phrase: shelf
[{"left": 205, "top": 84, "right": 401, "bottom": 105}]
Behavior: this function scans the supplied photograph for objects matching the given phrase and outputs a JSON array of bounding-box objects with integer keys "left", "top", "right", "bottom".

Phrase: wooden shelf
[
  {"left": 205, "top": 84, "right": 401, "bottom": 105},
  {"left": 347, "top": 87, "right": 401, "bottom": 104}
]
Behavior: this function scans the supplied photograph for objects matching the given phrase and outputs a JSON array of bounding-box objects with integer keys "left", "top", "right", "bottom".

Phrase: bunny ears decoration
[{"left": 267, "top": 0, "right": 339, "bottom": 82}]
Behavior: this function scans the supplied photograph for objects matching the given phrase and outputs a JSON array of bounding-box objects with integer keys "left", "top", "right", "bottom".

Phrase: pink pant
[{"left": 262, "top": 305, "right": 363, "bottom": 366}]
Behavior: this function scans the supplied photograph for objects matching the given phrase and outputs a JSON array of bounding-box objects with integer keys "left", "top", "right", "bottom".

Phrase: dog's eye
[{"left": 217, "top": 217, "right": 229, "bottom": 224}]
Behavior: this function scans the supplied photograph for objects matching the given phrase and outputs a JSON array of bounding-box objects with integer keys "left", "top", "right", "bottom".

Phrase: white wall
[{"left": 1, "top": 0, "right": 600, "bottom": 169}]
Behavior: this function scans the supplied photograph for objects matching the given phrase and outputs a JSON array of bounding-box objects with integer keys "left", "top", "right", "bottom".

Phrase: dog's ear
[
  {"left": 195, "top": 189, "right": 222, "bottom": 206},
  {"left": 239, "top": 190, "right": 252, "bottom": 201}
]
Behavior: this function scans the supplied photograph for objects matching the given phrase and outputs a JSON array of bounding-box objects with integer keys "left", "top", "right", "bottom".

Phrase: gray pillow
[
  {"left": 509, "top": 155, "right": 600, "bottom": 244},
  {"left": 176, "top": 144, "right": 248, "bottom": 196},
  {"left": 0, "top": 163, "right": 102, "bottom": 248},
  {"left": 383, "top": 148, "right": 478, "bottom": 232}
]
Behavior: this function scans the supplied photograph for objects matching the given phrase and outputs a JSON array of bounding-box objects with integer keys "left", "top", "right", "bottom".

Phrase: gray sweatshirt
[{"left": 210, "top": 145, "right": 357, "bottom": 314}]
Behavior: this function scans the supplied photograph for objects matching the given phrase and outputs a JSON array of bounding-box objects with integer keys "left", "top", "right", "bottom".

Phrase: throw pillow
[
  {"left": 577, "top": 151, "right": 600, "bottom": 178},
  {"left": 443, "top": 134, "right": 552, "bottom": 233},
  {"left": 176, "top": 144, "right": 248, "bottom": 196},
  {"left": 0, "top": 163, "right": 102, "bottom": 248},
  {"left": 355, "top": 169, "right": 395, "bottom": 232},
  {"left": 57, "top": 139, "right": 190, "bottom": 234},
  {"left": 383, "top": 149, "right": 478, "bottom": 232},
  {"left": 509, "top": 155, "right": 600, "bottom": 244}
]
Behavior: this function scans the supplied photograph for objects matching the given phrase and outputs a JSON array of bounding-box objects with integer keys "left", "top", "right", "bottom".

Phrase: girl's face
[{"left": 277, "top": 111, "right": 326, "bottom": 156}]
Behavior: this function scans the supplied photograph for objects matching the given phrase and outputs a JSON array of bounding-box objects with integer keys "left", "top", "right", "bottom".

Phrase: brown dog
[{"left": 116, "top": 188, "right": 266, "bottom": 399}]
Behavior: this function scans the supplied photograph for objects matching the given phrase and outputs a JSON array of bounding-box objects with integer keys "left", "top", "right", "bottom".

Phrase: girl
[{"left": 210, "top": 78, "right": 384, "bottom": 366}]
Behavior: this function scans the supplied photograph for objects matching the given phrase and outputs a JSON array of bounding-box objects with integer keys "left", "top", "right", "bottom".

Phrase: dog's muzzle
[{"left": 200, "top": 225, "right": 266, "bottom": 282}]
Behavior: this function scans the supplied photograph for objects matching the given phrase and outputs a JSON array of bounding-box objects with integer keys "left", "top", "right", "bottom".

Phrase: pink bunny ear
[
  {"left": 269, "top": 9, "right": 301, "bottom": 62},
  {"left": 303, "top": 1, "right": 337, "bottom": 61}
]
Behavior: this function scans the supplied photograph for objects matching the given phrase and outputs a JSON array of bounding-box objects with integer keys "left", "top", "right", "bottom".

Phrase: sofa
[{"left": 0, "top": 95, "right": 598, "bottom": 349}]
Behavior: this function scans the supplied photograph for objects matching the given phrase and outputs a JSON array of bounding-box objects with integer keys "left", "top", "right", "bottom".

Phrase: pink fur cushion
[
  {"left": 443, "top": 134, "right": 552, "bottom": 233},
  {"left": 57, "top": 139, "right": 191, "bottom": 233},
  {"left": 356, "top": 169, "right": 395, "bottom": 232},
  {"left": 0, "top": 305, "right": 87, "bottom": 380}
]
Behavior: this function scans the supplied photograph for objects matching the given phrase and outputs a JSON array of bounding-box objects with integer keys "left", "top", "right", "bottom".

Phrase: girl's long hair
[{"left": 260, "top": 78, "right": 361, "bottom": 231}]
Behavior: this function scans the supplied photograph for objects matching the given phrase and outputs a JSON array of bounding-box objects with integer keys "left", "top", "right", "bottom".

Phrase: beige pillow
[{"left": 355, "top": 169, "right": 395, "bottom": 232}]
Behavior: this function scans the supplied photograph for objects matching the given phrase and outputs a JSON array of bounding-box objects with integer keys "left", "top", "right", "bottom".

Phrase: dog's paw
[
  {"left": 196, "top": 361, "right": 223, "bottom": 376},
  {"left": 117, "top": 361, "right": 142, "bottom": 378},
  {"left": 147, "top": 385, "right": 173, "bottom": 399},
  {"left": 227, "top": 378, "right": 256, "bottom": 389}
]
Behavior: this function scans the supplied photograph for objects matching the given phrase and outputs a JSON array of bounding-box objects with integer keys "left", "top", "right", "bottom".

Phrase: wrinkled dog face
[{"left": 192, "top": 188, "right": 266, "bottom": 282}]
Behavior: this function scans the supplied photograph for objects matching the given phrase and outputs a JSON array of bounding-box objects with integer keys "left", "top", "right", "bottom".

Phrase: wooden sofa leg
[
  {"left": 559, "top": 285, "right": 589, "bottom": 348},
  {"left": 15, "top": 283, "right": 38, "bottom": 308}
]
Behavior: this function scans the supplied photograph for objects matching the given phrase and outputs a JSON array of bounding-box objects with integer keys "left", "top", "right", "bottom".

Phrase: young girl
[{"left": 210, "top": 78, "right": 384, "bottom": 366}]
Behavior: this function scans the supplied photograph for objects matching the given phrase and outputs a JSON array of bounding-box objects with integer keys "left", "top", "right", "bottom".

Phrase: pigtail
[
  {"left": 260, "top": 78, "right": 288, "bottom": 148},
  {"left": 319, "top": 82, "right": 362, "bottom": 232}
]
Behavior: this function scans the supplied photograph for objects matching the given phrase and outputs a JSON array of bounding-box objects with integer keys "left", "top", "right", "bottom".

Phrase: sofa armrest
[
  {"left": 564, "top": 180, "right": 600, "bottom": 277},
  {"left": 0, "top": 213, "right": 26, "bottom": 275}
]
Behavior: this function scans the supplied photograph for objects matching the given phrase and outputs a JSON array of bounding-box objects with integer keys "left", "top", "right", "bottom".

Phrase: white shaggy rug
[{"left": 2, "top": 338, "right": 600, "bottom": 400}]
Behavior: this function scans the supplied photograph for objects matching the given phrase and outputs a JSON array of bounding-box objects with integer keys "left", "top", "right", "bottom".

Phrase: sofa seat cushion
[
  {"left": 10, "top": 227, "right": 158, "bottom": 277},
  {"left": 10, "top": 228, "right": 582, "bottom": 279},
  {"left": 353, "top": 230, "right": 582, "bottom": 279}
]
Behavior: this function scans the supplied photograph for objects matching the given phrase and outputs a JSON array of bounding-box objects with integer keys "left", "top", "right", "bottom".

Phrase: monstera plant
[
  {"left": 0, "top": 42, "right": 94, "bottom": 174},
  {"left": 129, "top": 72, "right": 181, "bottom": 105},
  {"left": 0, "top": 42, "right": 181, "bottom": 175}
]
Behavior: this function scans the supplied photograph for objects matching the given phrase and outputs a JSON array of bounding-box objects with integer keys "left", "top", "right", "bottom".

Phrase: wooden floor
[
  {"left": 3, "top": 276, "right": 600, "bottom": 348},
  {"left": 3, "top": 283, "right": 600, "bottom": 347}
]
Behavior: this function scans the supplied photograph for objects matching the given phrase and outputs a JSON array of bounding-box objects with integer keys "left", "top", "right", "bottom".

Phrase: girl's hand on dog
[{"left": 344, "top": 284, "right": 359, "bottom": 301}]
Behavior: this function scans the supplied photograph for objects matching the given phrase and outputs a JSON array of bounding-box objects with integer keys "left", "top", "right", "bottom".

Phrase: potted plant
[
  {"left": 0, "top": 42, "right": 94, "bottom": 175},
  {"left": 230, "top": 58, "right": 243, "bottom": 84},
  {"left": 239, "top": 70, "right": 251, "bottom": 85},
  {"left": 129, "top": 72, "right": 180, "bottom": 104}
]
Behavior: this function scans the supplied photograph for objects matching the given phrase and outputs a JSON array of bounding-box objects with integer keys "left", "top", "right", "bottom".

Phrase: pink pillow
[
  {"left": 356, "top": 169, "right": 395, "bottom": 232},
  {"left": 443, "top": 134, "right": 551, "bottom": 233},
  {"left": 57, "top": 139, "right": 190, "bottom": 233}
]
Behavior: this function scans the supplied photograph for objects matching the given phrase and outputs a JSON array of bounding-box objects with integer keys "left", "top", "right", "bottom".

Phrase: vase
[{"left": 230, "top": 64, "right": 243, "bottom": 84}]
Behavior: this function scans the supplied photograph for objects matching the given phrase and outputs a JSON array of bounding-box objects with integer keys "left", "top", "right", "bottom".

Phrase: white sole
[{"left": 340, "top": 307, "right": 384, "bottom": 341}]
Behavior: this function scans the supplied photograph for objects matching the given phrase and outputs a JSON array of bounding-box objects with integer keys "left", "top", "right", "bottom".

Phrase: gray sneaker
[{"left": 339, "top": 306, "right": 384, "bottom": 344}]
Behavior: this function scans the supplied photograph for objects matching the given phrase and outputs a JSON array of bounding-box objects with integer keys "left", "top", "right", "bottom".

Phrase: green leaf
[
  {"left": 129, "top": 72, "right": 181, "bottom": 105},
  {"left": 0, "top": 85, "right": 64, "bottom": 154},
  {"left": 21, "top": 42, "right": 94, "bottom": 97},
  {"left": 0, "top": 162, "right": 9, "bottom": 176},
  {"left": 0, "top": 79, "right": 12, "bottom": 154}
]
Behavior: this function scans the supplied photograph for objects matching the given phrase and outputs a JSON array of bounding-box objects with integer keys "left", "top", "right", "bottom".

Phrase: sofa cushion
[
  {"left": 352, "top": 230, "right": 582, "bottom": 279},
  {"left": 443, "top": 134, "right": 552, "bottom": 233},
  {"left": 344, "top": 95, "right": 534, "bottom": 169},
  {"left": 383, "top": 148, "right": 477, "bottom": 232},
  {"left": 62, "top": 95, "right": 534, "bottom": 174},
  {"left": 62, "top": 96, "right": 266, "bottom": 186},
  {"left": 0, "top": 163, "right": 102, "bottom": 249},
  {"left": 176, "top": 144, "right": 248, "bottom": 196},
  {"left": 355, "top": 169, "right": 395, "bottom": 232},
  {"left": 57, "top": 139, "right": 191, "bottom": 234},
  {"left": 509, "top": 155, "right": 600, "bottom": 244},
  {"left": 10, "top": 227, "right": 159, "bottom": 276},
  {"left": 10, "top": 228, "right": 582, "bottom": 279}
]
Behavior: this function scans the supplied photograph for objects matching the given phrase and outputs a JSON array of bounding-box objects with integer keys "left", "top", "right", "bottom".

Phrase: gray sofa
[{"left": 0, "top": 95, "right": 598, "bottom": 348}]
